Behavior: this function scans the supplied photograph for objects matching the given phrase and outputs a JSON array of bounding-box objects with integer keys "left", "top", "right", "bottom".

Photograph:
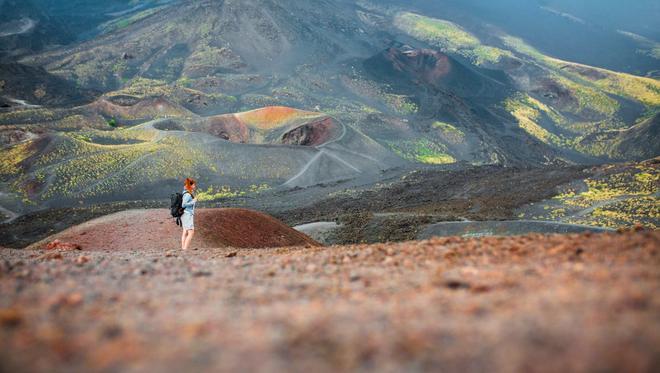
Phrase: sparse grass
[
  {"left": 551, "top": 164, "right": 659, "bottom": 228},
  {"left": 1, "top": 129, "right": 215, "bottom": 203},
  {"left": 384, "top": 94, "right": 418, "bottom": 115},
  {"left": 110, "top": 77, "right": 175, "bottom": 98},
  {"left": 589, "top": 69, "right": 660, "bottom": 107},
  {"left": 395, "top": 12, "right": 480, "bottom": 49},
  {"left": 502, "top": 35, "right": 659, "bottom": 109},
  {"left": 196, "top": 184, "right": 270, "bottom": 201},
  {"left": 77, "top": 128, "right": 158, "bottom": 145},
  {"left": 341, "top": 74, "right": 418, "bottom": 115},
  {"left": 432, "top": 121, "right": 465, "bottom": 143},
  {"left": 547, "top": 60, "right": 660, "bottom": 107},
  {"left": 0, "top": 108, "right": 61, "bottom": 124},
  {"left": 184, "top": 45, "right": 242, "bottom": 72},
  {"left": 240, "top": 94, "right": 280, "bottom": 109},
  {"left": 57, "top": 115, "right": 95, "bottom": 130},
  {"left": 504, "top": 94, "right": 565, "bottom": 145},
  {"left": 0, "top": 141, "right": 37, "bottom": 176},
  {"left": 385, "top": 138, "right": 456, "bottom": 164},
  {"left": 589, "top": 197, "right": 659, "bottom": 229},
  {"left": 500, "top": 35, "right": 549, "bottom": 62},
  {"left": 417, "top": 154, "right": 456, "bottom": 164},
  {"left": 71, "top": 59, "right": 116, "bottom": 88},
  {"left": 395, "top": 12, "right": 514, "bottom": 66},
  {"left": 552, "top": 75, "right": 620, "bottom": 117}
]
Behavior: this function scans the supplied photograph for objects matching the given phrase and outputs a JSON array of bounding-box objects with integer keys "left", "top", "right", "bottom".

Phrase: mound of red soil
[
  {"left": 202, "top": 115, "right": 250, "bottom": 143},
  {"left": 25, "top": 208, "right": 320, "bottom": 250}
]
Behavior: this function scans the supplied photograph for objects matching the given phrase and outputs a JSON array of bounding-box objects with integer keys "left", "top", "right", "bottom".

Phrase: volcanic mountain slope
[
  {"left": 0, "top": 0, "right": 73, "bottom": 58},
  {"left": 24, "top": 0, "right": 380, "bottom": 90},
  {"left": 0, "top": 62, "right": 98, "bottom": 109},
  {"left": 377, "top": 6, "right": 660, "bottom": 159},
  {"left": 13, "top": 0, "right": 658, "bottom": 166},
  {"left": 0, "top": 105, "right": 402, "bottom": 214},
  {"left": 0, "top": 0, "right": 183, "bottom": 58},
  {"left": 357, "top": 45, "right": 562, "bottom": 165},
  {"left": 576, "top": 113, "right": 660, "bottom": 161},
  {"left": 379, "top": 0, "right": 660, "bottom": 76},
  {"left": 1, "top": 0, "right": 659, "bottom": 221}
]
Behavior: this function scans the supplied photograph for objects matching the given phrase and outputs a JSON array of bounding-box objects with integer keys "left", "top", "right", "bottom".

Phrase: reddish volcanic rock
[
  {"left": 45, "top": 239, "right": 81, "bottom": 251},
  {"left": 25, "top": 208, "right": 320, "bottom": 251},
  {"left": 281, "top": 117, "right": 338, "bottom": 146},
  {"left": 385, "top": 47, "right": 451, "bottom": 84},
  {"left": 202, "top": 115, "right": 251, "bottom": 143}
]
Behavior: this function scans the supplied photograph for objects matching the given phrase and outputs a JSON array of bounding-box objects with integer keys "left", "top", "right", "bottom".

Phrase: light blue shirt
[{"left": 182, "top": 190, "right": 196, "bottom": 215}]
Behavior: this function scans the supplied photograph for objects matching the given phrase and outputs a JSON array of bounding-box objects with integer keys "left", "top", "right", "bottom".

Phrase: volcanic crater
[{"left": 184, "top": 106, "right": 343, "bottom": 146}]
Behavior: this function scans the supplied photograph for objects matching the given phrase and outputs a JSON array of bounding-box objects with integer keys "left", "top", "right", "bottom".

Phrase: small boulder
[{"left": 45, "top": 239, "right": 81, "bottom": 251}]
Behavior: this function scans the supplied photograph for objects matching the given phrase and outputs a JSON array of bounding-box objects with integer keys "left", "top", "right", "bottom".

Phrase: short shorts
[{"left": 181, "top": 212, "right": 194, "bottom": 230}]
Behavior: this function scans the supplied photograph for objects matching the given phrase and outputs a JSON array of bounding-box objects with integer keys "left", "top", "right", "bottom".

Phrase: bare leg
[
  {"left": 181, "top": 229, "right": 188, "bottom": 250},
  {"left": 183, "top": 229, "right": 195, "bottom": 250}
]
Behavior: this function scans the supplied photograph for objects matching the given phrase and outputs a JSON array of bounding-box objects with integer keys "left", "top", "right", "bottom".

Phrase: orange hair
[{"left": 184, "top": 178, "right": 196, "bottom": 193}]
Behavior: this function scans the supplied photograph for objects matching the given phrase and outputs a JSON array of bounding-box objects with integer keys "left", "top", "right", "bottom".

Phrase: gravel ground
[{"left": 1, "top": 229, "right": 659, "bottom": 372}]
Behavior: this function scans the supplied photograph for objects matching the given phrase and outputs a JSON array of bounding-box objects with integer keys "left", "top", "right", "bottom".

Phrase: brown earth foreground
[
  {"left": 24, "top": 208, "right": 320, "bottom": 250},
  {"left": 1, "top": 230, "right": 659, "bottom": 372}
]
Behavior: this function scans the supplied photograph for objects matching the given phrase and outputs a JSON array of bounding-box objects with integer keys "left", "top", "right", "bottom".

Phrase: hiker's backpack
[{"left": 170, "top": 191, "right": 191, "bottom": 226}]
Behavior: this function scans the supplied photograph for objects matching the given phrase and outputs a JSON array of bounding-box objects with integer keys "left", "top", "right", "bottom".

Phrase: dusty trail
[
  {"left": 0, "top": 205, "right": 18, "bottom": 224},
  {"left": 283, "top": 121, "right": 361, "bottom": 186},
  {"left": 0, "top": 18, "right": 36, "bottom": 37}
]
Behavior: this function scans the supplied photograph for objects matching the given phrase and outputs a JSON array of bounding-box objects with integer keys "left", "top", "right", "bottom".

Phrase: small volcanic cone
[
  {"left": 25, "top": 208, "right": 320, "bottom": 251},
  {"left": 87, "top": 97, "right": 193, "bottom": 121},
  {"left": 194, "top": 106, "right": 341, "bottom": 146}
]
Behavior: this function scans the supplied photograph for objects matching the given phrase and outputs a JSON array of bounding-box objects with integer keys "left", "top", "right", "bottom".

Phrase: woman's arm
[{"left": 182, "top": 192, "right": 195, "bottom": 208}]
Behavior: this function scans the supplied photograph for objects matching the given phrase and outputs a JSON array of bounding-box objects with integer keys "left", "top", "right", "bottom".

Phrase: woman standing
[{"left": 181, "top": 178, "right": 197, "bottom": 251}]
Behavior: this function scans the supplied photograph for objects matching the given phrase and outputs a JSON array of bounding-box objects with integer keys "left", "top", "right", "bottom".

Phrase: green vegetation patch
[
  {"left": 395, "top": 12, "right": 514, "bottom": 66},
  {"left": 552, "top": 75, "right": 620, "bottom": 118},
  {"left": 500, "top": 35, "right": 550, "bottom": 62},
  {"left": 502, "top": 35, "right": 659, "bottom": 109},
  {"left": 553, "top": 164, "right": 659, "bottom": 229},
  {"left": 589, "top": 197, "right": 659, "bottom": 229},
  {"left": 110, "top": 78, "right": 175, "bottom": 99},
  {"left": 504, "top": 93, "right": 566, "bottom": 145},
  {"left": 196, "top": 184, "right": 270, "bottom": 202},
  {"left": 432, "top": 121, "right": 465, "bottom": 143},
  {"left": 384, "top": 94, "right": 418, "bottom": 115},
  {"left": 589, "top": 70, "right": 660, "bottom": 107},
  {"left": 385, "top": 138, "right": 456, "bottom": 164},
  {"left": 0, "top": 141, "right": 38, "bottom": 176},
  {"left": 341, "top": 74, "right": 418, "bottom": 115}
]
